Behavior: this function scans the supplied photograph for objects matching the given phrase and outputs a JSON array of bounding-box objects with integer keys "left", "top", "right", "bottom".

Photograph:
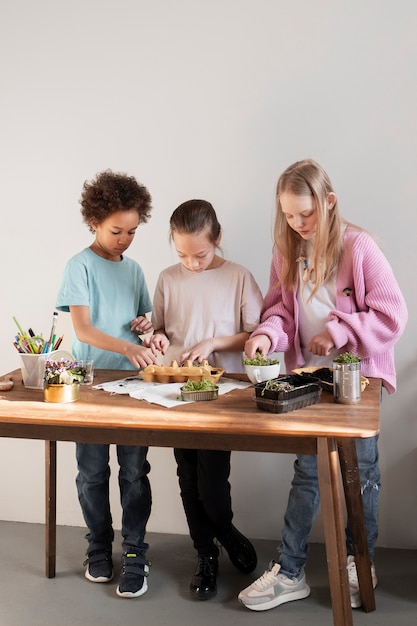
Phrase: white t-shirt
[
  {"left": 297, "top": 274, "right": 339, "bottom": 367},
  {"left": 152, "top": 260, "right": 263, "bottom": 373},
  {"left": 296, "top": 228, "right": 347, "bottom": 368}
]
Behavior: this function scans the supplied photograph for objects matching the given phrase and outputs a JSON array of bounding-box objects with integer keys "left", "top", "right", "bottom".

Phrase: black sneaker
[
  {"left": 116, "top": 551, "right": 151, "bottom": 598},
  {"left": 218, "top": 525, "right": 257, "bottom": 574},
  {"left": 190, "top": 554, "right": 218, "bottom": 600},
  {"left": 84, "top": 546, "right": 113, "bottom": 582}
]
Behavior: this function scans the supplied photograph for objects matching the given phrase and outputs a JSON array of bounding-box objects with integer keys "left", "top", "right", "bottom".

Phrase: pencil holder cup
[
  {"left": 19, "top": 350, "right": 68, "bottom": 390},
  {"left": 19, "top": 353, "right": 49, "bottom": 389}
]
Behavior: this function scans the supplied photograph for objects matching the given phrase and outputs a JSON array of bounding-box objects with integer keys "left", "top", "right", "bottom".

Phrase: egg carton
[{"left": 141, "top": 360, "right": 225, "bottom": 384}]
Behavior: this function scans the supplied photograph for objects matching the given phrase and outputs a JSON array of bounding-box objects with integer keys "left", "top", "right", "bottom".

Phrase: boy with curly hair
[{"left": 57, "top": 170, "right": 158, "bottom": 598}]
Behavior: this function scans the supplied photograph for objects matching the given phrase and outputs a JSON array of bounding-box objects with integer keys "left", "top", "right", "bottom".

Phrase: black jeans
[{"left": 174, "top": 448, "right": 233, "bottom": 555}]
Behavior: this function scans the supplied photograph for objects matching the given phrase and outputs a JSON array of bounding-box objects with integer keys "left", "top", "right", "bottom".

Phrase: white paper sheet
[
  {"left": 93, "top": 377, "right": 251, "bottom": 407},
  {"left": 93, "top": 376, "right": 147, "bottom": 394}
]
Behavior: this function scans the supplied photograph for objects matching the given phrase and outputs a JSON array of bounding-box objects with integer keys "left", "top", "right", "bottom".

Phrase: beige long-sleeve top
[{"left": 152, "top": 260, "right": 263, "bottom": 373}]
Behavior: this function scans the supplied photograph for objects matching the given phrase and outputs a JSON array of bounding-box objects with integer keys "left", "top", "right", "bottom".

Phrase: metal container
[
  {"left": 332, "top": 361, "right": 361, "bottom": 404},
  {"left": 180, "top": 386, "right": 219, "bottom": 402},
  {"left": 44, "top": 383, "right": 80, "bottom": 403}
]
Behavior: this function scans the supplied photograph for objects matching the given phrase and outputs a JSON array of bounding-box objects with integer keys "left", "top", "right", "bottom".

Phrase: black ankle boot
[
  {"left": 190, "top": 554, "right": 218, "bottom": 600},
  {"left": 218, "top": 525, "right": 257, "bottom": 574}
]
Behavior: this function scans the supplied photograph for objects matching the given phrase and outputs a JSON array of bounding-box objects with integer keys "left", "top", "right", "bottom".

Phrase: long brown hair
[{"left": 274, "top": 159, "right": 344, "bottom": 299}]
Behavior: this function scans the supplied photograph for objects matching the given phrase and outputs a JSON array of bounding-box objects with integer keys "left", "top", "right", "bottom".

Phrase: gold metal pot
[{"left": 44, "top": 383, "right": 80, "bottom": 403}]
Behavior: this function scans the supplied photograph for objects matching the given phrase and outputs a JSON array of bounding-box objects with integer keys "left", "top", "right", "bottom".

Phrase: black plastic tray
[
  {"left": 253, "top": 375, "right": 322, "bottom": 414},
  {"left": 295, "top": 368, "right": 333, "bottom": 393}
]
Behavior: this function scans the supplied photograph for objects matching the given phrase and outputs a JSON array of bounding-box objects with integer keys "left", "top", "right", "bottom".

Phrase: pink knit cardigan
[{"left": 251, "top": 226, "right": 408, "bottom": 393}]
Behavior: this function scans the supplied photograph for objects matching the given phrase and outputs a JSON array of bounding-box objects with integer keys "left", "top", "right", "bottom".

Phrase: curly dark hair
[{"left": 80, "top": 170, "right": 152, "bottom": 232}]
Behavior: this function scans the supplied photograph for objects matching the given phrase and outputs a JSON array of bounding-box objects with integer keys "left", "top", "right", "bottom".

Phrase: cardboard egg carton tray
[{"left": 140, "top": 360, "right": 225, "bottom": 384}]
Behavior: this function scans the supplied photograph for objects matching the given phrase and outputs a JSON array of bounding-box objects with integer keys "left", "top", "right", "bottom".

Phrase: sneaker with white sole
[
  {"left": 84, "top": 546, "right": 113, "bottom": 583},
  {"left": 116, "top": 551, "right": 150, "bottom": 598},
  {"left": 238, "top": 561, "right": 310, "bottom": 611},
  {"left": 347, "top": 555, "right": 377, "bottom": 609}
]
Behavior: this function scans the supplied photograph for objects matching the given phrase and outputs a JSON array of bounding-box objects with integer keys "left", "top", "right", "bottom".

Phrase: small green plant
[
  {"left": 261, "top": 379, "right": 294, "bottom": 396},
  {"left": 243, "top": 352, "right": 280, "bottom": 366},
  {"left": 181, "top": 377, "right": 217, "bottom": 392},
  {"left": 333, "top": 352, "right": 361, "bottom": 364}
]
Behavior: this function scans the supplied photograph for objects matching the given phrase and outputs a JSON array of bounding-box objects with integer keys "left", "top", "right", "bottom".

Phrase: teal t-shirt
[{"left": 56, "top": 248, "right": 152, "bottom": 369}]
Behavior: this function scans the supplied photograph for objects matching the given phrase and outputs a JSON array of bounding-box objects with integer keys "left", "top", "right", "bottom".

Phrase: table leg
[
  {"left": 317, "top": 437, "right": 352, "bottom": 626},
  {"left": 337, "top": 439, "right": 376, "bottom": 612},
  {"left": 45, "top": 441, "right": 57, "bottom": 578}
]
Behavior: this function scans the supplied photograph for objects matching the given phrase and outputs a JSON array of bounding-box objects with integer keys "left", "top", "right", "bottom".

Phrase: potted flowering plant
[{"left": 44, "top": 359, "right": 86, "bottom": 403}]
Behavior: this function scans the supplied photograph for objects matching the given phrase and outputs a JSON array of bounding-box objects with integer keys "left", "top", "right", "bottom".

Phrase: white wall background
[{"left": 1, "top": 1, "right": 416, "bottom": 550}]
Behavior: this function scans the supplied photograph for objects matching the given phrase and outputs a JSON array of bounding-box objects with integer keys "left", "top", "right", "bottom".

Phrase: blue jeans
[
  {"left": 76, "top": 443, "right": 152, "bottom": 554},
  {"left": 279, "top": 436, "right": 380, "bottom": 578}
]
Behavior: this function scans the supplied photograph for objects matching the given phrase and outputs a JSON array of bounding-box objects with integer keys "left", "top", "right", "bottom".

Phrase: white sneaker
[
  {"left": 347, "top": 555, "right": 377, "bottom": 609},
  {"left": 238, "top": 561, "right": 310, "bottom": 611}
]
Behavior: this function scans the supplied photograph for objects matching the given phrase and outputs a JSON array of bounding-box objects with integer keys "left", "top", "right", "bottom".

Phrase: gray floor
[{"left": 0, "top": 521, "right": 415, "bottom": 626}]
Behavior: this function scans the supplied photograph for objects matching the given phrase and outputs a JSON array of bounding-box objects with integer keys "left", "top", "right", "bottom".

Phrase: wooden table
[{"left": 0, "top": 369, "right": 381, "bottom": 626}]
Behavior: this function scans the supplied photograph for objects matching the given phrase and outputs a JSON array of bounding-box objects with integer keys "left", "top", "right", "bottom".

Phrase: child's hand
[
  {"left": 307, "top": 331, "right": 335, "bottom": 357},
  {"left": 131, "top": 316, "right": 153, "bottom": 335},
  {"left": 180, "top": 339, "right": 214, "bottom": 364},
  {"left": 148, "top": 332, "right": 170, "bottom": 355},
  {"left": 244, "top": 335, "right": 272, "bottom": 359},
  {"left": 125, "top": 344, "right": 158, "bottom": 369}
]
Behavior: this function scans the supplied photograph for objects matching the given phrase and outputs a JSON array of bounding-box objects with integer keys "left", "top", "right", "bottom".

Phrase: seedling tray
[
  {"left": 180, "top": 387, "right": 219, "bottom": 402},
  {"left": 254, "top": 375, "right": 322, "bottom": 414}
]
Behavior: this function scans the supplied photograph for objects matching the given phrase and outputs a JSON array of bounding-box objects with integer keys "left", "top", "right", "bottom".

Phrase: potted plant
[
  {"left": 242, "top": 351, "right": 280, "bottom": 366},
  {"left": 333, "top": 352, "right": 361, "bottom": 364},
  {"left": 332, "top": 352, "right": 361, "bottom": 404},
  {"left": 180, "top": 377, "right": 219, "bottom": 402},
  {"left": 43, "top": 359, "right": 86, "bottom": 403},
  {"left": 242, "top": 351, "right": 281, "bottom": 384}
]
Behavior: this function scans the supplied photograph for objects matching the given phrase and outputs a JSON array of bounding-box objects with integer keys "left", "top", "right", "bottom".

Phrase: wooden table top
[{"left": 0, "top": 369, "right": 381, "bottom": 453}]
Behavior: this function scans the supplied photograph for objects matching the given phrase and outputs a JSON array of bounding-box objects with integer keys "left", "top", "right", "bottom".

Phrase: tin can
[
  {"left": 332, "top": 361, "right": 361, "bottom": 404},
  {"left": 44, "top": 383, "right": 80, "bottom": 403}
]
